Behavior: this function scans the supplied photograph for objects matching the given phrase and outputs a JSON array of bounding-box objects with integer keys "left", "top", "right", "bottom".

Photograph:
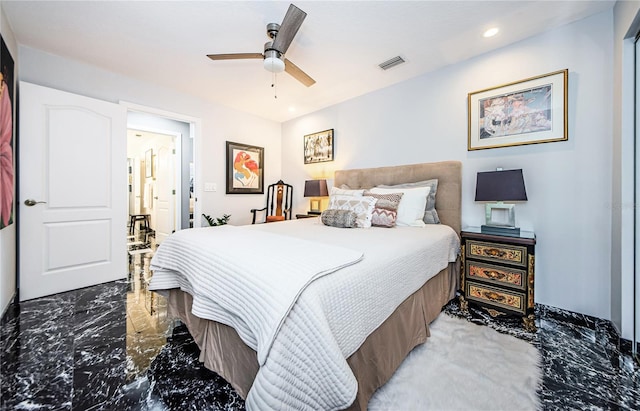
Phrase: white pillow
[
  {"left": 330, "top": 186, "right": 364, "bottom": 196},
  {"left": 369, "top": 186, "right": 431, "bottom": 227},
  {"left": 328, "top": 195, "right": 377, "bottom": 228}
]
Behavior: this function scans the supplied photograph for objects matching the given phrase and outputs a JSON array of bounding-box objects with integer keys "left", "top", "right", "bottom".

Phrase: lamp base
[
  {"left": 481, "top": 224, "right": 521, "bottom": 237},
  {"left": 308, "top": 199, "right": 321, "bottom": 214}
]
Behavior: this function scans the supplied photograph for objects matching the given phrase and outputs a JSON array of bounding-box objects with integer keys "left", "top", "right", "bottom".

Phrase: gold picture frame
[{"left": 468, "top": 69, "right": 568, "bottom": 151}]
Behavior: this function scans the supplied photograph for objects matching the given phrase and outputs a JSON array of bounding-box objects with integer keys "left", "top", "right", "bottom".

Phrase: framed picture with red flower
[
  {"left": 0, "top": 35, "right": 14, "bottom": 229},
  {"left": 225, "top": 141, "right": 264, "bottom": 194}
]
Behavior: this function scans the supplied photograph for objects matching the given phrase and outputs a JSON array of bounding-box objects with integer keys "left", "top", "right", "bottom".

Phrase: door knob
[{"left": 24, "top": 199, "right": 47, "bottom": 207}]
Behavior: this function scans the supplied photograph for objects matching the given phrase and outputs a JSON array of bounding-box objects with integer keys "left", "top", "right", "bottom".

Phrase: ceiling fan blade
[
  {"left": 207, "top": 53, "right": 263, "bottom": 61},
  {"left": 272, "top": 4, "right": 306, "bottom": 54},
  {"left": 284, "top": 59, "right": 316, "bottom": 87}
]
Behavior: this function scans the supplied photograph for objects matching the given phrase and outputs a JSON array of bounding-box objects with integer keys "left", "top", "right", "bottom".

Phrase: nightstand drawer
[
  {"left": 466, "top": 261, "right": 526, "bottom": 290},
  {"left": 465, "top": 281, "right": 526, "bottom": 315},
  {"left": 466, "top": 240, "right": 527, "bottom": 267}
]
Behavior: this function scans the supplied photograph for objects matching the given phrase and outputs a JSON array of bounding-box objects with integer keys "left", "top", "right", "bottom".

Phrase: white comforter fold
[
  {"left": 150, "top": 220, "right": 460, "bottom": 411},
  {"left": 149, "top": 225, "right": 363, "bottom": 365}
]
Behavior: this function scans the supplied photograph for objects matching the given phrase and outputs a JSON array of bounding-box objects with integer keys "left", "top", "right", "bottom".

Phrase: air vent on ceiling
[{"left": 378, "top": 56, "right": 406, "bottom": 70}]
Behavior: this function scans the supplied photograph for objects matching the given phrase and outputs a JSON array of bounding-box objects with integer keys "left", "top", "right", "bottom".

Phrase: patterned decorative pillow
[
  {"left": 363, "top": 191, "right": 404, "bottom": 227},
  {"left": 320, "top": 209, "right": 358, "bottom": 228},
  {"left": 330, "top": 186, "right": 364, "bottom": 196},
  {"left": 368, "top": 186, "right": 430, "bottom": 227},
  {"left": 328, "top": 195, "right": 377, "bottom": 228},
  {"left": 378, "top": 179, "right": 440, "bottom": 224}
]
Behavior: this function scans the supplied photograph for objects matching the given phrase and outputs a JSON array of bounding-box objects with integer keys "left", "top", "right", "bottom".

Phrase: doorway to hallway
[{"left": 126, "top": 128, "right": 178, "bottom": 245}]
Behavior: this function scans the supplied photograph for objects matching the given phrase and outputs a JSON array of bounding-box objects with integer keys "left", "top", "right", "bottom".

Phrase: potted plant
[{"left": 202, "top": 213, "right": 231, "bottom": 226}]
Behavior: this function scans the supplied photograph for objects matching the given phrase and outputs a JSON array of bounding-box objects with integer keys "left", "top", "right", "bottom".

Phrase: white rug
[{"left": 368, "top": 314, "right": 542, "bottom": 411}]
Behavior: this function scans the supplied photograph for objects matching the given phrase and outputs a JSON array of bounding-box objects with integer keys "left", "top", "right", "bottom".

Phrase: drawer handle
[
  {"left": 483, "top": 248, "right": 506, "bottom": 258},
  {"left": 483, "top": 291, "right": 506, "bottom": 303},
  {"left": 483, "top": 269, "right": 506, "bottom": 280}
]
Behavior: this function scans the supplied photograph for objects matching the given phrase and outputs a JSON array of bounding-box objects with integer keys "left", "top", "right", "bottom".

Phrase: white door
[
  {"left": 154, "top": 142, "right": 175, "bottom": 244},
  {"left": 19, "top": 82, "right": 127, "bottom": 301}
]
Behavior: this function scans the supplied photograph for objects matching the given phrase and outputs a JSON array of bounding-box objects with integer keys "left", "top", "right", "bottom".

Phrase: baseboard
[
  {"left": 1, "top": 291, "right": 17, "bottom": 325},
  {"left": 620, "top": 337, "right": 640, "bottom": 357}
]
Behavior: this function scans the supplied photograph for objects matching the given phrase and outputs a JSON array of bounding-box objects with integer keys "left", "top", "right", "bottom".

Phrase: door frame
[
  {"left": 121, "top": 101, "right": 202, "bottom": 229},
  {"left": 625, "top": 19, "right": 640, "bottom": 363},
  {"left": 634, "top": 30, "right": 640, "bottom": 362}
]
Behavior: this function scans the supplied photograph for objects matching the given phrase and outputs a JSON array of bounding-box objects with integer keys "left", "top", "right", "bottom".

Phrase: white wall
[
  {"left": 613, "top": 0, "right": 640, "bottom": 339},
  {"left": 0, "top": 4, "right": 17, "bottom": 315},
  {"left": 18, "top": 46, "right": 282, "bottom": 227},
  {"left": 282, "top": 11, "right": 614, "bottom": 320}
]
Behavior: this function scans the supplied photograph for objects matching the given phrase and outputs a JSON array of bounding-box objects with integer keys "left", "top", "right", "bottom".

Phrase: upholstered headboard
[{"left": 334, "top": 161, "right": 462, "bottom": 236}]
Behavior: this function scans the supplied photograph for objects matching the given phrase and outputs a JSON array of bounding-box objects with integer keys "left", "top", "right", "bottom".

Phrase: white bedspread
[
  {"left": 150, "top": 219, "right": 460, "bottom": 411},
  {"left": 149, "top": 225, "right": 363, "bottom": 364}
]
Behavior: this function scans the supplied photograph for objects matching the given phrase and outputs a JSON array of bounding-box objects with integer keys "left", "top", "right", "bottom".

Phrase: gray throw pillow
[
  {"left": 377, "top": 179, "right": 440, "bottom": 224},
  {"left": 321, "top": 209, "right": 358, "bottom": 228}
]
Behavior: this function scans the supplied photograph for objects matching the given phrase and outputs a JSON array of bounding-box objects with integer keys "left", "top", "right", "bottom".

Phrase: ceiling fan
[{"left": 207, "top": 3, "right": 316, "bottom": 87}]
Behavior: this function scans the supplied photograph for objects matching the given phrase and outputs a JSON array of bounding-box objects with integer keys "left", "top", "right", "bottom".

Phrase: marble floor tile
[
  {"left": 443, "top": 298, "right": 639, "bottom": 410},
  {"left": 1, "top": 281, "right": 639, "bottom": 410}
]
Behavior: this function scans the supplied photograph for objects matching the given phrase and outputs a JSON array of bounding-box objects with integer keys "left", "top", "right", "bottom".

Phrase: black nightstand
[
  {"left": 459, "top": 227, "right": 536, "bottom": 332},
  {"left": 295, "top": 213, "right": 319, "bottom": 219}
]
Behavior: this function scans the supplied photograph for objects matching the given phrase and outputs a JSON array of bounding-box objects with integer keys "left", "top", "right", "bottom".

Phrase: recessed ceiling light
[{"left": 483, "top": 27, "right": 499, "bottom": 38}]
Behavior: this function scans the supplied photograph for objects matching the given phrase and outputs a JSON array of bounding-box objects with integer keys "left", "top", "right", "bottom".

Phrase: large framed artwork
[
  {"left": 0, "top": 35, "right": 14, "bottom": 229},
  {"left": 468, "top": 69, "right": 568, "bottom": 151},
  {"left": 304, "top": 129, "right": 334, "bottom": 164},
  {"left": 226, "top": 141, "right": 264, "bottom": 194}
]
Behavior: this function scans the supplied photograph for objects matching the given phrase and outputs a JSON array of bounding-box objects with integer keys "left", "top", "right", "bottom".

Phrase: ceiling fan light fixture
[
  {"left": 264, "top": 56, "right": 285, "bottom": 73},
  {"left": 263, "top": 48, "right": 285, "bottom": 73}
]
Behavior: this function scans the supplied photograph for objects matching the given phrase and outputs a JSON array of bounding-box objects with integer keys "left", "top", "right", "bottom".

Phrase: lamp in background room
[
  {"left": 475, "top": 168, "right": 527, "bottom": 236},
  {"left": 304, "top": 179, "right": 328, "bottom": 215}
]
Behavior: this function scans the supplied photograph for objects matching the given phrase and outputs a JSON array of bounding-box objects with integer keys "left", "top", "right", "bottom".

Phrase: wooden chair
[{"left": 251, "top": 180, "right": 293, "bottom": 224}]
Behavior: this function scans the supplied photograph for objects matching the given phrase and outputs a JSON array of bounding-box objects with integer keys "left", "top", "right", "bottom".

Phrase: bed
[{"left": 149, "top": 160, "right": 462, "bottom": 410}]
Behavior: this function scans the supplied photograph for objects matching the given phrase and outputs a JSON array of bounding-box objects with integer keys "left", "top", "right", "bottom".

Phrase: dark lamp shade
[
  {"left": 475, "top": 169, "right": 527, "bottom": 202},
  {"left": 304, "top": 179, "right": 329, "bottom": 197}
]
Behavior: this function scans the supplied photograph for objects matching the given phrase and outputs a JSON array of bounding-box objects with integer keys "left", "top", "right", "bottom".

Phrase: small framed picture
[
  {"left": 145, "top": 148, "right": 153, "bottom": 178},
  {"left": 226, "top": 141, "right": 264, "bottom": 194},
  {"left": 304, "top": 129, "right": 334, "bottom": 164},
  {"left": 468, "top": 69, "right": 568, "bottom": 150}
]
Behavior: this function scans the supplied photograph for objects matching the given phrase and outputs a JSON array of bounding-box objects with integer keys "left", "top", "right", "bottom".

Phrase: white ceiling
[{"left": 2, "top": 0, "right": 615, "bottom": 123}]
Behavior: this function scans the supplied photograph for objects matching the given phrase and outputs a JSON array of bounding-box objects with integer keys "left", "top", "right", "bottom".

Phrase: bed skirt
[{"left": 166, "top": 260, "right": 459, "bottom": 411}]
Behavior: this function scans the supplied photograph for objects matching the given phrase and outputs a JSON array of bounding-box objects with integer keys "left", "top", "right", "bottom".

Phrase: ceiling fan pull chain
[{"left": 272, "top": 71, "right": 278, "bottom": 99}]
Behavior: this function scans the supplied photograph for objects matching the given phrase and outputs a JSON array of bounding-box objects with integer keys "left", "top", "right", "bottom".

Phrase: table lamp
[
  {"left": 475, "top": 169, "right": 527, "bottom": 236},
  {"left": 304, "top": 179, "right": 328, "bottom": 215}
]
